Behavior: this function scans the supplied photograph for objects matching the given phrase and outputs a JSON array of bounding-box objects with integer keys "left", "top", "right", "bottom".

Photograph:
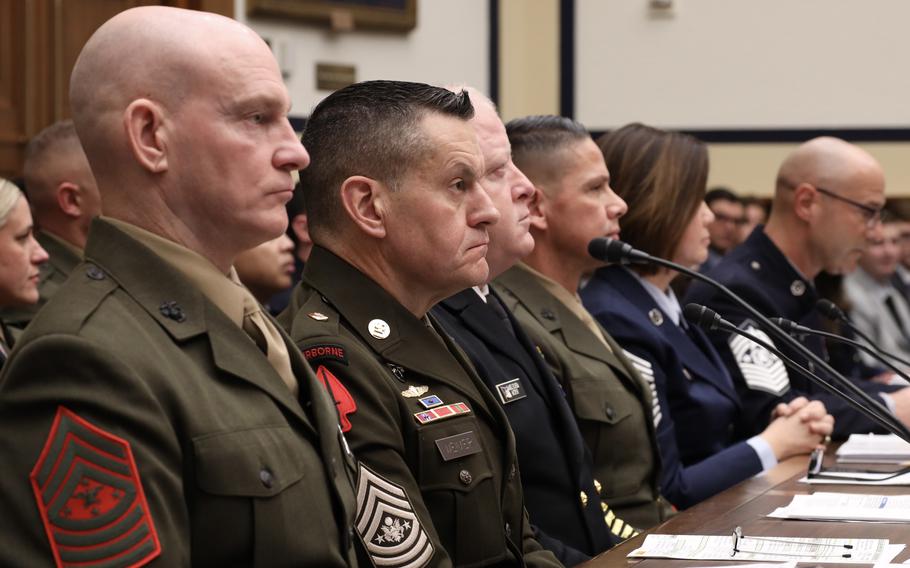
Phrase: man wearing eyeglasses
[
  {"left": 702, "top": 187, "right": 745, "bottom": 273},
  {"left": 687, "top": 136, "right": 910, "bottom": 439}
]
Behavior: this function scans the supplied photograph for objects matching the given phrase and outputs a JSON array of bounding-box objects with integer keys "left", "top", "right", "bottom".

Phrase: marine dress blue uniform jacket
[{"left": 581, "top": 265, "right": 762, "bottom": 509}]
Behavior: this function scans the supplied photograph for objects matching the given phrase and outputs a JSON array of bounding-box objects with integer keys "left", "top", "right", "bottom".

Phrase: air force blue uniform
[
  {"left": 581, "top": 266, "right": 763, "bottom": 509},
  {"left": 686, "top": 227, "right": 904, "bottom": 439}
]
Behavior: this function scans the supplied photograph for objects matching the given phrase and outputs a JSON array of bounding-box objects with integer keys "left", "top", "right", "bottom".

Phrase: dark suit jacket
[
  {"left": 0, "top": 219, "right": 362, "bottom": 567},
  {"left": 582, "top": 266, "right": 763, "bottom": 509},
  {"left": 686, "top": 226, "right": 904, "bottom": 439},
  {"left": 281, "top": 246, "right": 561, "bottom": 568},
  {"left": 495, "top": 264, "right": 672, "bottom": 529},
  {"left": 433, "top": 287, "right": 621, "bottom": 565}
]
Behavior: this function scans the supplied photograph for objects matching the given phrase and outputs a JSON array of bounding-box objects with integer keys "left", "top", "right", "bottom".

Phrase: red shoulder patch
[
  {"left": 315, "top": 365, "right": 357, "bottom": 432},
  {"left": 30, "top": 407, "right": 161, "bottom": 568}
]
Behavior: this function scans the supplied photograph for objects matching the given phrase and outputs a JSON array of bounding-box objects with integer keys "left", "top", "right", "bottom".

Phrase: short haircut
[
  {"left": 300, "top": 80, "right": 474, "bottom": 237},
  {"left": 597, "top": 123, "right": 708, "bottom": 274},
  {"left": 23, "top": 120, "right": 83, "bottom": 202},
  {"left": 705, "top": 187, "right": 741, "bottom": 206},
  {"left": 506, "top": 115, "right": 590, "bottom": 188},
  {"left": 0, "top": 178, "right": 24, "bottom": 228}
]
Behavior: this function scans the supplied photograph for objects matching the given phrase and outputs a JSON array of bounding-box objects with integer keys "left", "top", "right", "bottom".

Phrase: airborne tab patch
[
  {"left": 302, "top": 343, "right": 347, "bottom": 366},
  {"left": 30, "top": 407, "right": 161, "bottom": 568},
  {"left": 729, "top": 320, "right": 790, "bottom": 396},
  {"left": 355, "top": 463, "right": 433, "bottom": 568}
]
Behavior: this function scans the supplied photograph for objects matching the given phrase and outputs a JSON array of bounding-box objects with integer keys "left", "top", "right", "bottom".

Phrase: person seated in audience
[
  {"left": 843, "top": 217, "right": 910, "bottom": 375},
  {"left": 580, "top": 123, "right": 833, "bottom": 509},
  {"left": 702, "top": 187, "right": 744, "bottom": 273},
  {"left": 495, "top": 115, "right": 675, "bottom": 531},
  {"left": 740, "top": 196, "right": 769, "bottom": 244},
  {"left": 268, "top": 182, "right": 313, "bottom": 315},
  {"left": 686, "top": 136, "right": 910, "bottom": 438},
  {"left": 0, "top": 119, "right": 100, "bottom": 330},
  {"left": 432, "top": 88, "right": 626, "bottom": 566},
  {"left": 0, "top": 7, "right": 363, "bottom": 565},
  {"left": 235, "top": 233, "right": 296, "bottom": 310},
  {"left": 0, "top": 177, "right": 48, "bottom": 361},
  {"left": 279, "top": 80, "right": 561, "bottom": 568}
]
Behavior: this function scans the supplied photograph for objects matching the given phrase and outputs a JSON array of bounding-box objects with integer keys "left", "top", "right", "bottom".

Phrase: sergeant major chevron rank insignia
[
  {"left": 30, "top": 407, "right": 161, "bottom": 568},
  {"left": 355, "top": 463, "right": 433, "bottom": 568},
  {"left": 729, "top": 319, "right": 790, "bottom": 396}
]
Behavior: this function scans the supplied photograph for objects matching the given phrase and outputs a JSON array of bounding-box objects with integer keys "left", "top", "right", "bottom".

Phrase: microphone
[
  {"left": 686, "top": 305, "right": 861, "bottom": 410},
  {"left": 587, "top": 238, "right": 649, "bottom": 265},
  {"left": 815, "top": 299, "right": 910, "bottom": 370},
  {"left": 772, "top": 316, "right": 910, "bottom": 384},
  {"left": 589, "top": 237, "right": 910, "bottom": 441}
]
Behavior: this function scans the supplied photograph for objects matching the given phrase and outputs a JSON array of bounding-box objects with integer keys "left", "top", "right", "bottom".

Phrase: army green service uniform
[
  {"left": 281, "top": 246, "right": 562, "bottom": 568},
  {"left": 0, "top": 219, "right": 362, "bottom": 567},
  {"left": 495, "top": 263, "right": 674, "bottom": 529},
  {"left": 0, "top": 231, "right": 82, "bottom": 334}
]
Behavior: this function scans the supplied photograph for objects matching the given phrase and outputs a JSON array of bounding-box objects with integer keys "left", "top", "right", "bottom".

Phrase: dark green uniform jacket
[
  {"left": 0, "top": 220, "right": 362, "bottom": 567},
  {"left": 0, "top": 230, "right": 82, "bottom": 333},
  {"left": 495, "top": 264, "right": 673, "bottom": 529},
  {"left": 280, "top": 246, "right": 563, "bottom": 568}
]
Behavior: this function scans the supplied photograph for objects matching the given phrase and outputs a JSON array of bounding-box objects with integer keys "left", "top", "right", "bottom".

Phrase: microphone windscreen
[
  {"left": 587, "top": 237, "right": 629, "bottom": 263},
  {"left": 683, "top": 303, "right": 717, "bottom": 330},
  {"left": 816, "top": 299, "right": 846, "bottom": 321}
]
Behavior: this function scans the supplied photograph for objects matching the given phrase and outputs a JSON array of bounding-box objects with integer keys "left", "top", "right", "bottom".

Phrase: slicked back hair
[
  {"left": 597, "top": 123, "right": 708, "bottom": 275},
  {"left": 505, "top": 115, "right": 590, "bottom": 189},
  {"left": 300, "top": 80, "right": 474, "bottom": 238}
]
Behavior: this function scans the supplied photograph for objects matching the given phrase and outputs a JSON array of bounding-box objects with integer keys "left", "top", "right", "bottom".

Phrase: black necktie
[
  {"left": 885, "top": 294, "right": 910, "bottom": 344},
  {"left": 486, "top": 292, "right": 517, "bottom": 338}
]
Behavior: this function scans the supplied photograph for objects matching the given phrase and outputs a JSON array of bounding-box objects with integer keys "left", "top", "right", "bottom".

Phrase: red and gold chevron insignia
[{"left": 30, "top": 407, "right": 161, "bottom": 568}]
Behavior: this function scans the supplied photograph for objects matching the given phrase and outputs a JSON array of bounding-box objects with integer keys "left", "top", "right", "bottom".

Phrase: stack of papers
[
  {"left": 769, "top": 492, "right": 910, "bottom": 522},
  {"left": 627, "top": 534, "right": 902, "bottom": 563},
  {"left": 837, "top": 433, "right": 910, "bottom": 464}
]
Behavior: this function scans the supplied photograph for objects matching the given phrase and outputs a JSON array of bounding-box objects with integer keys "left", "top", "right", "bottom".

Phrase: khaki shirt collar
[
  {"left": 104, "top": 217, "right": 246, "bottom": 326},
  {"left": 518, "top": 262, "right": 611, "bottom": 349}
]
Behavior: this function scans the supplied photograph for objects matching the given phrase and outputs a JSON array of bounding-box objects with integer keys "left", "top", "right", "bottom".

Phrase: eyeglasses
[
  {"left": 814, "top": 186, "right": 883, "bottom": 229},
  {"left": 730, "top": 526, "right": 853, "bottom": 559},
  {"left": 712, "top": 212, "right": 746, "bottom": 226}
]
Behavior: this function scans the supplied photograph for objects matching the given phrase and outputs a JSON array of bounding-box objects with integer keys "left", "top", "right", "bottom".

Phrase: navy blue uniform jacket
[
  {"left": 581, "top": 266, "right": 762, "bottom": 509},
  {"left": 686, "top": 227, "right": 903, "bottom": 439},
  {"left": 433, "top": 288, "right": 621, "bottom": 566}
]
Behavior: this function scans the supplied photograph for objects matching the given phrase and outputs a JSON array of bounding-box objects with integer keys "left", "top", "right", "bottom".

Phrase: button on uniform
[
  {"left": 259, "top": 468, "right": 274, "bottom": 489},
  {"left": 508, "top": 463, "right": 516, "bottom": 481},
  {"left": 459, "top": 469, "right": 472, "bottom": 485},
  {"left": 86, "top": 265, "right": 105, "bottom": 280},
  {"left": 504, "top": 522, "right": 511, "bottom": 538},
  {"left": 604, "top": 405, "right": 616, "bottom": 420}
]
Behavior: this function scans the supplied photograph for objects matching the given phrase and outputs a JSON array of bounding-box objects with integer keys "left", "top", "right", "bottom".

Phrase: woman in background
[
  {"left": 580, "top": 123, "right": 832, "bottom": 509},
  {"left": 0, "top": 177, "right": 48, "bottom": 363}
]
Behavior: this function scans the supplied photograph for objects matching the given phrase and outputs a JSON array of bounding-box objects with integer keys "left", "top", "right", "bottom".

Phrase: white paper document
[
  {"left": 799, "top": 470, "right": 910, "bottom": 486},
  {"left": 689, "top": 563, "right": 795, "bottom": 568},
  {"left": 626, "top": 533, "right": 900, "bottom": 564},
  {"left": 769, "top": 492, "right": 910, "bottom": 522},
  {"left": 837, "top": 433, "right": 910, "bottom": 464}
]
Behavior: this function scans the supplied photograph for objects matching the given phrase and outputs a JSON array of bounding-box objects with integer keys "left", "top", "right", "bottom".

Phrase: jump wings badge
[
  {"left": 30, "top": 407, "right": 161, "bottom": 568},
  {"left": 355, "top": 464, "right": 433, "bottom": 568}
]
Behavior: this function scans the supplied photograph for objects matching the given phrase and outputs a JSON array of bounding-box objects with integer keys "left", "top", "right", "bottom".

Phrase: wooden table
[{"left": 582, "top": 452, "right": 910, "bottom": 567}]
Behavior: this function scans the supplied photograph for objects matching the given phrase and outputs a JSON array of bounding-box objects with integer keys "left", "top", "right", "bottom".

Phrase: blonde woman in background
[{"left": 0, "top": 178, "right": 48, "bottom": 361}]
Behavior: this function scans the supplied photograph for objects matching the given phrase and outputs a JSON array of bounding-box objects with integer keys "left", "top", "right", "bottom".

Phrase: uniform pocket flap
[
  {"left": 571, "top": 382, "right": 633, "bottom": 425},
  {"left": 417, "top": 419, "right": 494, "bottom": 493},
  {"left": 193, "top": 425, "right": 306, "bottom": 497}
]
